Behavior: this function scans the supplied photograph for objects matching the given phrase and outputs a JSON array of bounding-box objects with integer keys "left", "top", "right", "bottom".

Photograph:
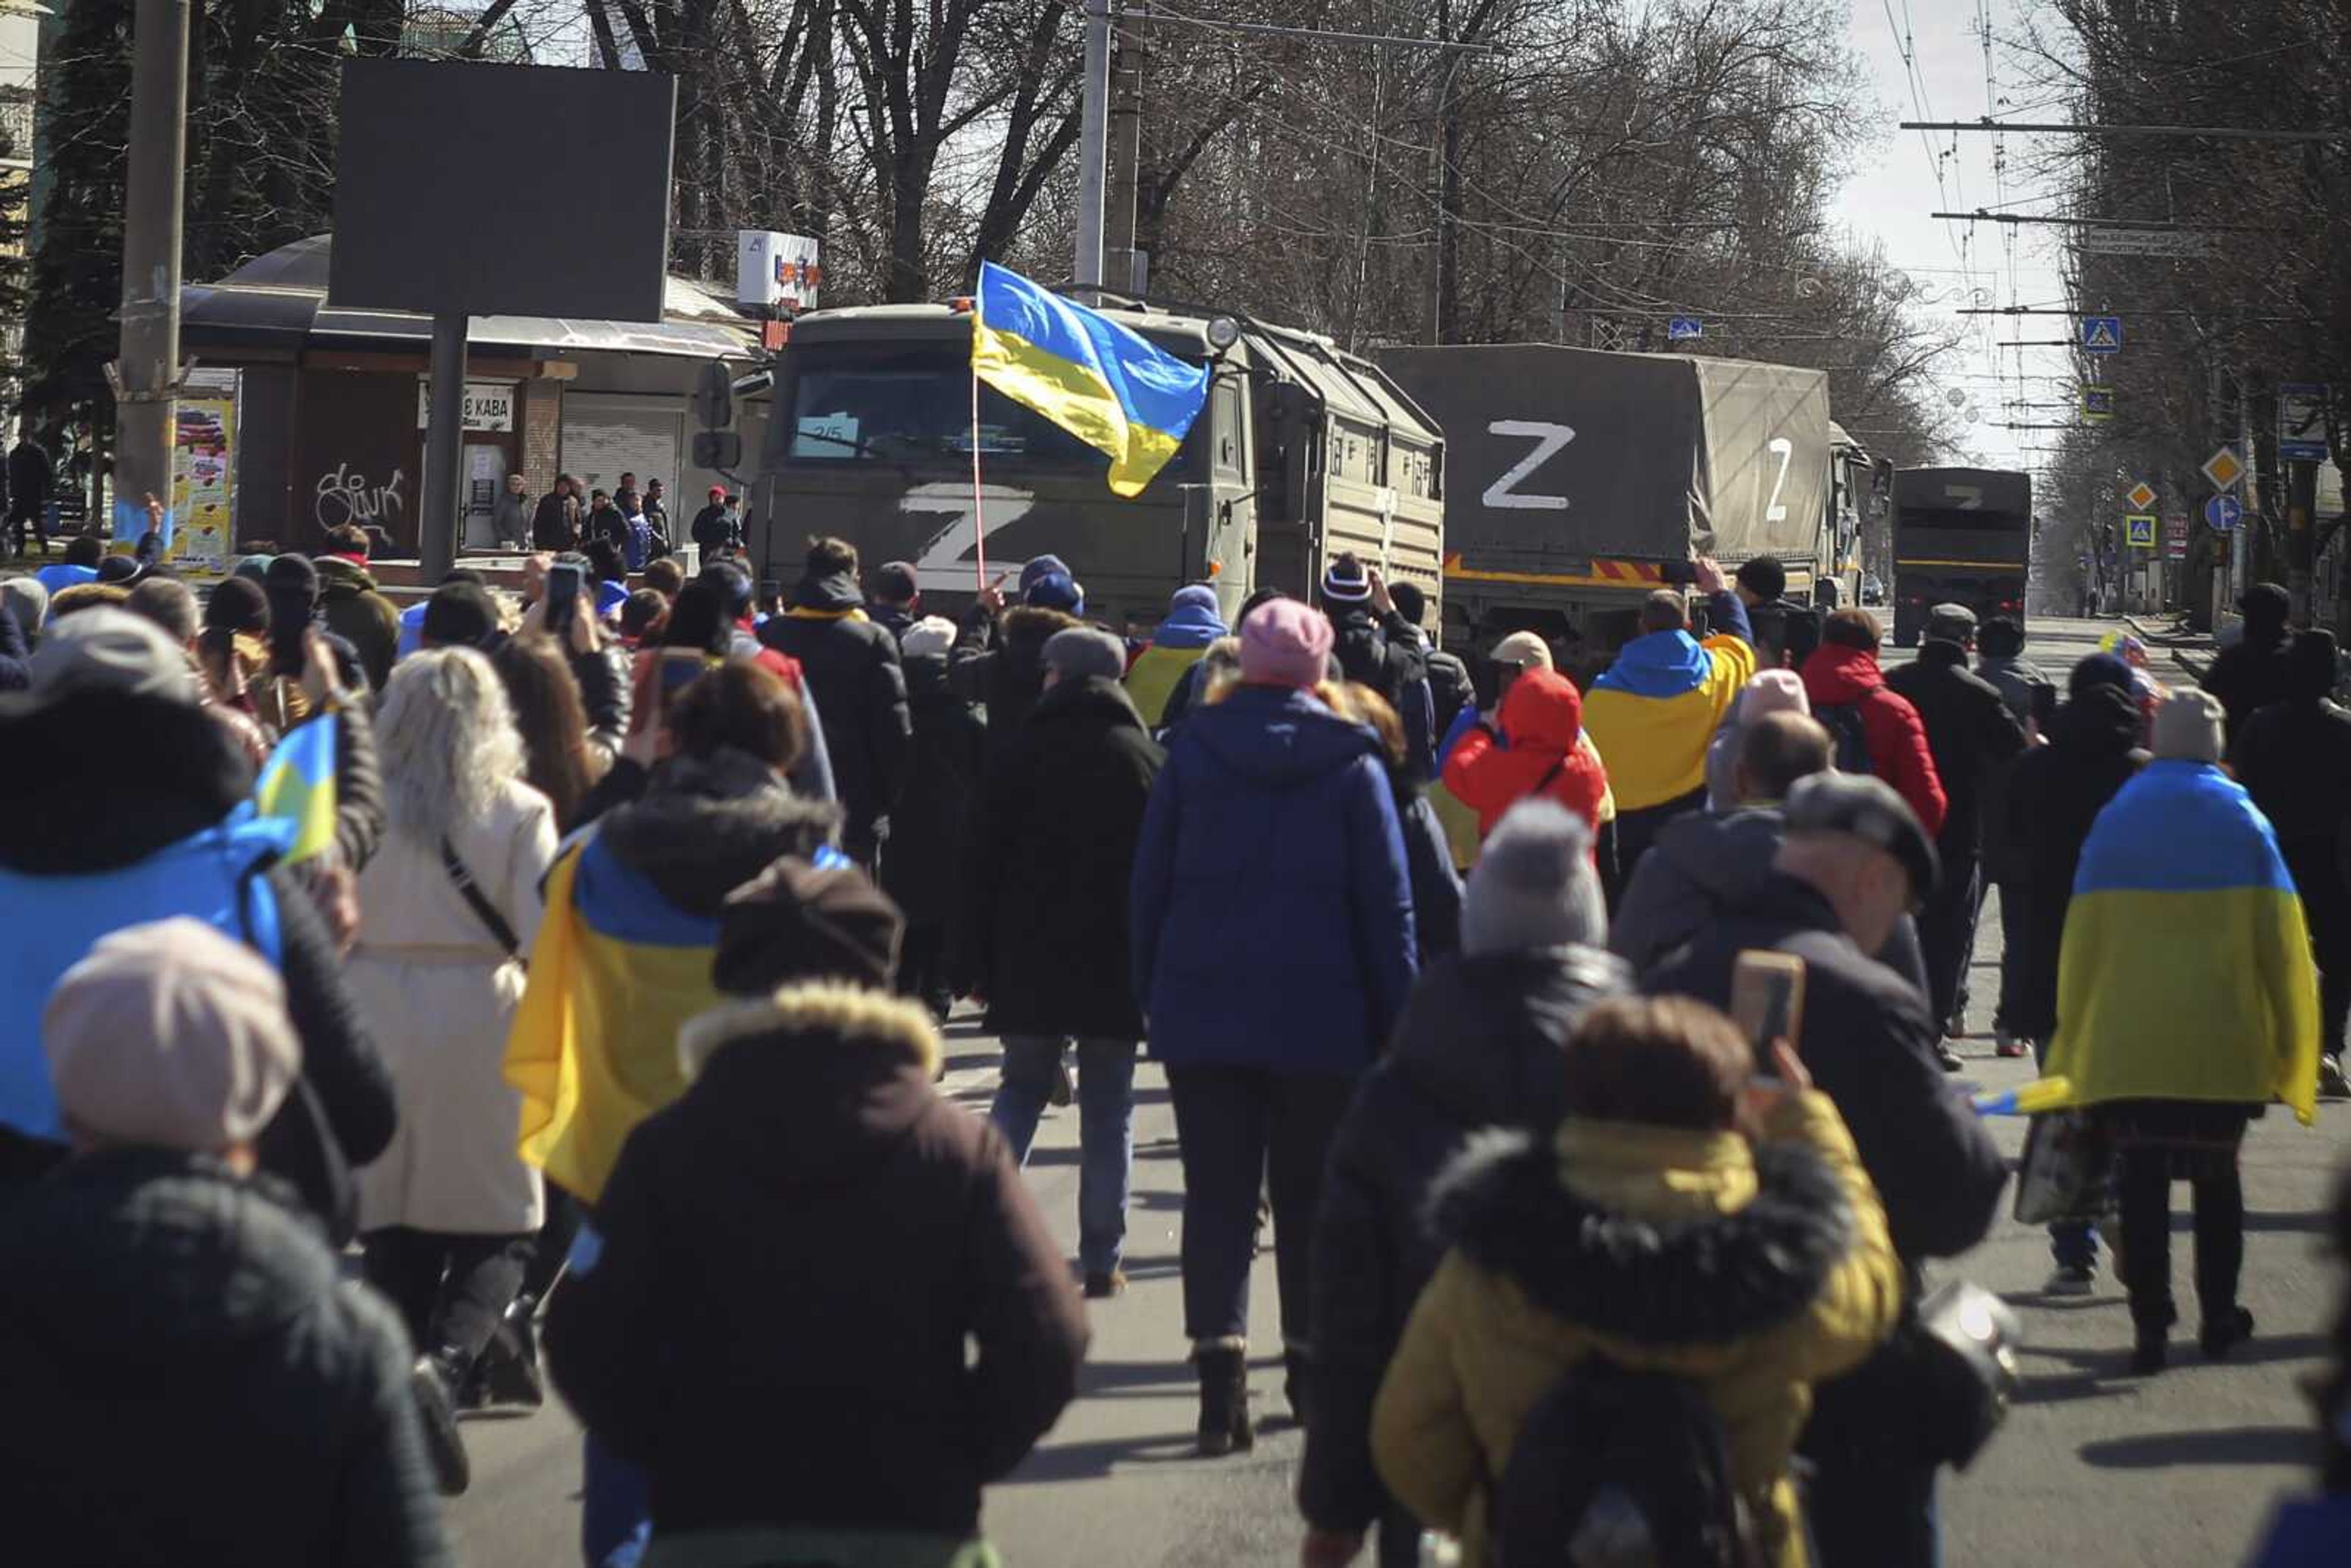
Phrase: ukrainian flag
[
  {"left": 2044, "top": 760, "right": 2320, "bottom": 1125},
  {"left": 1581, "top": 630, "right": 1755, "bottom": 811},
  {"left": 972, "top": 261, "right": 1211, "bottom": 497},
  {"left": 504, "top": 835, "right": 727, "bottom": 1204},
  {"left": 253, "top": 716, "right": 337, "bottom": 865}
]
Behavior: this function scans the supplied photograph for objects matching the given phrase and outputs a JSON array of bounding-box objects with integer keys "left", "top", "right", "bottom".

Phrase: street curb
[{"left": 2123, "top": 613, "right": 2214, "bottom": 683}]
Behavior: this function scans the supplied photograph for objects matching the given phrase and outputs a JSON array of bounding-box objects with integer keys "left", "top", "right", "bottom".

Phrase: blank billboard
[{"left": 331, "top": 60, "right": 677, "bottom": 322}]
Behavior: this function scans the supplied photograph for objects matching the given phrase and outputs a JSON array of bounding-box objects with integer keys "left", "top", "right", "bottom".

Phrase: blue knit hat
[
  {"left": 1026, "top": 570, "right": 1084, "bottom": 615},
  {"left": 1019, "top": 555, "right": 1071, "bottom": 595}
]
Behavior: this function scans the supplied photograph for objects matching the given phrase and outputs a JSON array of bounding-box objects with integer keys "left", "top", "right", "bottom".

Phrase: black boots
[
  {"left": 2201, "top": 1305, "right": 2255, "bottom": 1361},
  {"left": 1283, "top": 1348, "right": 1311, "bottom": 1426},
  {"left": 1193, "top": 1345, "right": 1254, "bottom": 1457},
  {"left": 467, "top": 1293, "right": 547, "bottom": 1413},
  {"left": 411, "top": 1348, "right": 473, "bottom": 1496}
]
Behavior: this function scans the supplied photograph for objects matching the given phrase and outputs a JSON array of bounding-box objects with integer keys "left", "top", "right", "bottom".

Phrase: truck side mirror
[{"left": 694, "top": 360, "right": 734, "bottom": 431}]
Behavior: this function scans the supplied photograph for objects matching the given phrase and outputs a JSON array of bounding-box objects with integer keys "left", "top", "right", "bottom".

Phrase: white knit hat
[{"left": 1462, "top": 800, "right": 1606, "bottom": 956}]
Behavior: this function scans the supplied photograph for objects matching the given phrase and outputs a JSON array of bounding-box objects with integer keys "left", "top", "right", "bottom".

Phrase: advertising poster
[{"left": 170, "top": 368, "right": 239, "bottom": 576}]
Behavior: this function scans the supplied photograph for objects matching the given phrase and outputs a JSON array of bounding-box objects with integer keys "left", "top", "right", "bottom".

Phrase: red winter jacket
[
  {"left": 1442, "top": 667, "right": 1611, "bottom": 836},
  {"left": 1800, "top": 644, "right": 1949, "bottom": 839}
]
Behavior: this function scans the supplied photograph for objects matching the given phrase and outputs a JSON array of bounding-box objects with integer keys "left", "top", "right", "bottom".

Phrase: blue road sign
[
  {"left": 1667, "top": 317, "right": 1703, "bottom": 342},
  {"left": 2081, "top": 315, "right": 2123, "bottom": 354},
  {"left": 2205, "top": 493, "right": 2243, "bottom": 532},
  {"left": 2279, "top": 383, "right": 2331, "bottom": 462}
]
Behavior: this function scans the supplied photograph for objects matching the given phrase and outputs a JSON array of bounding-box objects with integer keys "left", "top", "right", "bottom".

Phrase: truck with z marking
[{"left": 1376, "top": 343, "right": 1886, "bottom": 674}]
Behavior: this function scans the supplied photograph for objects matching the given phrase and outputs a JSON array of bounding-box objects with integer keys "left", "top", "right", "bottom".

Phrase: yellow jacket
[{"left": 1371, "top": 1091, "right": 1901, "bottom": 1568}]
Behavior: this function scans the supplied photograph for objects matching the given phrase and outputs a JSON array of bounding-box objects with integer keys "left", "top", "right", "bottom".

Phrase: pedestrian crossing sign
[
  {"left": 2082, "top": 385, "right": 2115, "bottom": 422},
  {"left": 2124, "top": 513, "right": 2157, "bottom": 550},
  {"left": 2081, "top": 315, "right": 2123, "bottom": 354}
]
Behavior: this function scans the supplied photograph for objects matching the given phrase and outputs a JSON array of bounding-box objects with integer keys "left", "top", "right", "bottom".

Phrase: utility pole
[
  {"left": 1103, "top": 24, "right": 1143, "bottom": 296},
  {"left": 1072, "top": 0, "right": 1110, "bottom": 291},
  {"left": 114, "top": 0, "right": 191, "bottom": 545}
]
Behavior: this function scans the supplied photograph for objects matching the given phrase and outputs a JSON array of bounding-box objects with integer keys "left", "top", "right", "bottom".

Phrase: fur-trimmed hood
[
  {"left": 1428, "top": 1123, "right": 1852, "bottom": 1350},
  {"left": 598, "top": 747, "right": 839, "bottom": 914},
  {"left": 671, "top": 983, "right": 947, "bottom": 1177}
]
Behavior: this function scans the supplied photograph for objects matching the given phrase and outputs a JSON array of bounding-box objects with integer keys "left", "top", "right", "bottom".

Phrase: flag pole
[{"left": 969, "top": 361, "right": 988, "bottom": 593}]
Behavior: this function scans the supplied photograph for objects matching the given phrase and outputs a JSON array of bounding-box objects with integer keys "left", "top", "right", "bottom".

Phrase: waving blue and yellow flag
[
  {"left": 972, "top": 261, "right": 1212, "bottom": 497},
  {"left": 253, "top": 715, "right": 338, "bottom": 865}
]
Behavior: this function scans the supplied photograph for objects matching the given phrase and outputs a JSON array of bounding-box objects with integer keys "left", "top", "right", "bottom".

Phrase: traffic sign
[
  {"left": 2124, "top": 514, "right": 2157, "bottom": 550},
  {"left": 2203, "top": 445, "right": 2246, "bottom": 492},
  {"left": 2126, "top": 481, "right": 2158, "bottom": 511},
  {"left": 1667, "top": 317, "right": 1703, "bottom": 342},
  {"left": 2081, "top": 315, "right": 2123, "bottom": 354},
  {"left": 2205, "top": 493, "right": 2243, "bottom": 531},
  {"left": 2164, "top": 514, "right": 2189, "bottom": 560},
  {"left": 2279, "top": 383, "right": 2331, "bottom": 462},
  {"left": 2082, "top": 385, "right": 2115, "bottom": 422}
]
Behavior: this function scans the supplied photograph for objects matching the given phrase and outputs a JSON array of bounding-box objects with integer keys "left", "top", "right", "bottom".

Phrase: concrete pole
[
  {"left": 1103, "top": 31, "right": 1142, "bottom": 295},
  {"left": 1073, "top": 0, "right": 1109, "bottom": 291},
  {"left": 420, "top": 313, "right": 467, "bottom": 578},
  {"left": 114, "top": 0, "right": 190, "bottom": 546}
]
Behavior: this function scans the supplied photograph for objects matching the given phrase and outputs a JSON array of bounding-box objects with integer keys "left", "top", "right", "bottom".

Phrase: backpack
[
  {"left": 1813, "top": 701, "right": 1875, "bottom": 776},
  {"left": 1491, "top": 1357, "right": 1763, "bottom": 1568}
]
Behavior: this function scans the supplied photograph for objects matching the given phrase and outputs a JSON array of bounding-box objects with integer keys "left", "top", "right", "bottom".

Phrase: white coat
[{"left": 351, "top": 778, "right": 557, "bottom": 1234}]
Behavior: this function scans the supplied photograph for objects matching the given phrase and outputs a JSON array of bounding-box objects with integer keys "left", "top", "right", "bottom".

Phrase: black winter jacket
[
  {"left": 882, "top": 651, "right": 987, "bottom": 926},
  {"left": 1884, "top": 639, "right": 2027, "bottom": 861},
  {"left": 958, "top": 676, "right": 1162, "bottom": 1038},
  {"left": 0, "top": 1150, "right": 450, "bottom": 1567},
  {"left": 2233, "top": 697, "right": 2351, "bottom": 852},
  {"left": 532, "top": 492, "right": 578, "bottom": 551},
  {"left": 952, "top": 603, "right": 1082, "bottom": 759},
  {"left": 1300, "top": 946, "right": 1629, "bottom": 1539},
  {"left": 687, "top": 502, "right": 736, "bottom": 555},
  {"left": 547, "top": 989, "right": 1087, "bottom": 1539},
  {"left": 585, "top": 503, "right": 629, "bottom": 558},
  {"left": 2204, "top": 628, "right": 2295, "bottom": 748},
  {"left": 761, "top": 572, "right": 912, "bottom": 850},
  {"left": 1643, "top": 872, "right": 2006, "bottom": 1268},
  {"left": 1330, "top": 604, "right": 1435, "bottom": 779},
  {"left": 2001, "top": 686, "right": 2147, "bottom": 1038},
  {"left": 0, "top": 689, "right": 396, "bottom": 1235},
  {"left": 0, "top": 590, "right": 28, "bottom": 689}
]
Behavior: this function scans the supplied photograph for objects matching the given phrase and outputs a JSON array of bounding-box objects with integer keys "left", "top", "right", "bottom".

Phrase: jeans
[
  {"left": 2031, "top": 1033, "right": 2097, "bottom": 1271},
  {"left": 1916, "top": 850, "right": 1982, "bottom": 1033},
  {"left": 1164, "top": 1063, "right": 1355, "bottom": 1349},
  {"left": 2118, "top": 1141, "right": 2246, "bottom": 1330},
  {"left": 990, "top": 1036, "right": 1138, "bottom": 1275},
  {"left": 1808, "top": 1455, "right": 1939, "bottom": 1568},
  {"left": 361, "top": 1227, "right": 531, "bottom": 1365}
]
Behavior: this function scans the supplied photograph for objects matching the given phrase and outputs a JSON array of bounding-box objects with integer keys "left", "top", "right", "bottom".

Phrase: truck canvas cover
[{"left": 1378, "top": 343, "right": 1832, "bottom": 574}]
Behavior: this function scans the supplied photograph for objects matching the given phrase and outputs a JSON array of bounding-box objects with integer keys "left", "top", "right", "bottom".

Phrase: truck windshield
[{"left": 784, "top": 340, "right": 1201, "bottom": 482}]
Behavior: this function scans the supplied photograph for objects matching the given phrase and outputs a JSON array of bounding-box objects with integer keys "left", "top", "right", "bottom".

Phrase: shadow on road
[{"left": 2078, "top": 1425, "right": 2317, "bottom": 1469}]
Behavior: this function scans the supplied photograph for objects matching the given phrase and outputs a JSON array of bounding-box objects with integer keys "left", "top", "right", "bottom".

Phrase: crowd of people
[{"left": 0, "top": 527, "right": 2344, "bottom": 1568}]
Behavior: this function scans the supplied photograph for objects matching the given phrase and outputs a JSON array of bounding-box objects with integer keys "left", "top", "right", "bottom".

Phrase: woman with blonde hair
[{"left": 348, "top": 646, "right": 557, "bottom": 1498}]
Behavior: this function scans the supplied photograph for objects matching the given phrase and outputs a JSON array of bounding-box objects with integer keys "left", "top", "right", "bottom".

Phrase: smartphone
[
  {"left": 1659, "top": 559, "right": 1701, "bottom": 586},
  {"left": 545, "top": 563, "right": 584, "bottom": 635},
  {"left": 1730, "top": 950, "right": 1807, "bottom": 1076}
]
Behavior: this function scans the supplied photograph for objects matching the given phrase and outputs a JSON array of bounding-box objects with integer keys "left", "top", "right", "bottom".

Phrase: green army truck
[{"left": 741, "top": 299, "right": 1446, "bottom": 635}]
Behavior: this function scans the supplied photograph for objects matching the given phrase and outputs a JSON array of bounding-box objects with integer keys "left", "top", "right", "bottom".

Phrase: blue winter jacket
[{"left": 1130, "top": 683, "right": 1417, "bottom": 1073}]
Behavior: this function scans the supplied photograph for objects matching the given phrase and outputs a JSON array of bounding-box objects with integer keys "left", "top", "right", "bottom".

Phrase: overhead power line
[
  {"left": 1901, "top": 119, "right": 2347, "bottom": 144},
  {"left": 1122, "top": 6, "right": 1499, "bottom": 52}
]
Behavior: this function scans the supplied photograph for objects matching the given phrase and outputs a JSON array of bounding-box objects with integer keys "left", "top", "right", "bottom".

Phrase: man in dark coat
[
  {"left": 1303, "top": 800, "right": 1627, "bottom": 1567},
  {"left": 1643, "top": 772, "right": 2007, "bottom": 1568},
  {"left": 885, "top": 615, "right": 988, "bottom": 1020},
  {"left": 687, "top": 486, "right": 737, "bottom": 557},
  {"left": 0, "top": 920, "right": 450, "bottom": 1567},
  {"left": 2231, "top": 629, "right": 2351, "bottom": 1098},
  {"left": 1974, "top": 615, "right": 2052, "bottom": 1054},
  {"left": 866, "top": 558, "right": 921, "bottom": 643},
  {"left": 312, "top": 524, "right": 403, "bottom": 692},
  {"left": 7, "top": 426, "right": 52, "bottom": 557},
  {"left": 583, "top": 490, "right": 628, "bottom": 558},
  {"left": 761, "top": 536, "right": 912, "bottom": 869},
  {"left": 549, "top": 860, "right": 1086, "bottom": 1561},
  {"left": 1320, "top": 552, "right": 1434, "bottom": 778},
  {"left": 1884, "top": 603, "right": 2027, "bottom": 1043},
  {"left": 1735, "top": 553, "right": 1821, "bottom": 671},
  {"left": 2204, "top": 581, "right": 2296, "bottom": 747},
  {"left": 961, "top": 626, "right": 1163, "bottom": 1297},
  {"left": 950, "top": 558, "right": 1083, "bottom": 760},
  {"left": 532, "top": 476, "right": 580, "bottom": 551}
]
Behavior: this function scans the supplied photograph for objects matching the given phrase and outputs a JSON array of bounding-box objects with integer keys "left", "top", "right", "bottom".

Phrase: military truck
[
  {"left": 741, "top": 299, "right": 1445, "bottom": 634},
  {"left": 1377, "top": 343, "right": 1883, "bottom": 661}
]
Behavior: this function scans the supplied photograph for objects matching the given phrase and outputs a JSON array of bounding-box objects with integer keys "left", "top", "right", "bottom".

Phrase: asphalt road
[{"left": 448, "top": 614, "right": 2347, "bottom": 1567}]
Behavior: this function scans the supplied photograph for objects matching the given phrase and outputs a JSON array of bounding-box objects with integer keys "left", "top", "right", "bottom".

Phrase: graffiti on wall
[{"left": 314, "top": 462, "right": 406, "bottom": 533}]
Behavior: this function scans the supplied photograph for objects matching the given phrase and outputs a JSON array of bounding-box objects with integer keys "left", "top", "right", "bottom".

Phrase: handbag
[
  {"left": 1801, "top": 1280, "right": 2023, "bottom": 1472},
  {"left": 441, "top": 838, "right": 525, "bottom": 966},
  {"left": 2013, "top": 1109, "right": 2115, "bottom": 1226}
]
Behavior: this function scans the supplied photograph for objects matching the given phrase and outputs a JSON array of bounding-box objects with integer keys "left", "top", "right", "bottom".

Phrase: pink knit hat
[
  {"left": 1739, "top": 667, "right": 1811, "bottom": 723},
  {"left": 1239, "top": 598, "right": 1334, "bottom": 689}
]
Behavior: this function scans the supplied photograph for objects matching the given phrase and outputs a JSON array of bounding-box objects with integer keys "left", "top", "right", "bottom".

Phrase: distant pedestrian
[
  {"left": 866, "top": 558, "right": 921, "bottom": 642},
  {"left": 688, "top": 485, "right": 737, "bottom": 558},
  {"left": 1125, "top": 583, "right": 1228, "bottom": 729},
  {"left": 1580, "top": 560, "right": 1756, "bottom": 887},
  {"left": 1131, "top": 598, "right": 1416, "bottom": 1455},
  {"left": 1736, "top": 553, "right": 1822, "bottom": 671},
  {"left": 1798, "top": 608, "right": 1946, "bottom": 838},
  {"left": 32, "top": 531, "right": 100, "bottom": 596},
  {"left": 962, "top": 626, "right": 1161, "bottom": 1297},
  {"left": 492, "top": 633, "right": 606, "bottom": 831},
  {"left": 314, "top": 523, "right": 403, "bottom": 692},
  {"left": 1705, "top": 667, "right": 1810, "bottom": 814},
  {"left": 584, "top": 489, "right": 626, "bottom": 558},
  {"left": 885, "top": 615, "right": 985, "bottom": 1019},
  {"left": 951, "top": 558, "right": 1084, "bottom": 758},
  {"left": 2044, "top": 688, "right": 2321, "bottom": 1372},
  {"left": 1388, "top": 579, "right": 1471, "bottom": 735},
  {"left": 1974, "top": 616, "right": 2052, "bottom": 1057},
  {"left": 2233, "top": 631, "right": 2351, "bottom": 1097},
  {"left": 1884, "top": 603, "right": 2027, "bottom": 1042},
  {"left": 1441, "top": 664, "right": 1608, "bottom": 837},
  {"left": 762, "top": 536, "right": 912, "bottom": 869},
  {"left": 1301, "top": 801, "right": 1627, "bottom": 1568},
  {"left": 640, "top": 479, "right": 670, "bottom": 554},
  {"left": 547, "top": 861, "right": 1086, "bottom": 1568},
  {"left": 0, "top": 920, "right": 452, "bottom": 1568},
  {"left": 533, "top": 475, "right": 582, "bottom": 552},
  {"left": 7, "top": 424, "right": 52, "bottom": 557},
  {"left": 1320, "top": 553, "right": 1435, "bottom": 778},
  {"left": 493, "top": 471, "right": 533, "bottom": 549},
  {"left": 2204, "top": 582, "right": 2295, "bottom": 747}
]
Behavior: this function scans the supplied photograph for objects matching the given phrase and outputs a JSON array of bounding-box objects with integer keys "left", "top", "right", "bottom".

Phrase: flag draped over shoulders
[
  {"left": 1581, "top": 630, "right": 1756, "bottom": 811},
  {"left": 505, "top": 834, "right": 726, "bottom": 1203},
  {"left": 2044, "top": 760, "right": 2319, "bottom": 1125}
]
